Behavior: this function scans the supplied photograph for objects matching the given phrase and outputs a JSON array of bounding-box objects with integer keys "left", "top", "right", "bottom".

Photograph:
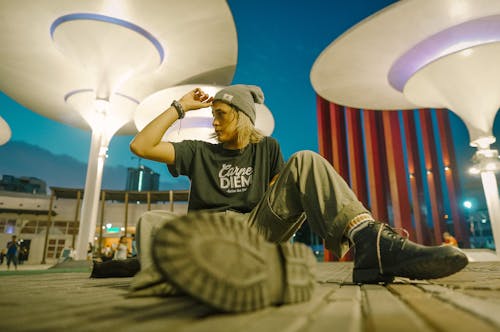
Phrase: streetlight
[{"left": 463, "top": 200, "right": 476, "bottom": 247}]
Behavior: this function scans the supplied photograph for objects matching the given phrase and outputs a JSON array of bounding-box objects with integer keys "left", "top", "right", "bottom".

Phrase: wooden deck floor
[{"left": 1, "top": 261, "right": 500, "bottom": 332}]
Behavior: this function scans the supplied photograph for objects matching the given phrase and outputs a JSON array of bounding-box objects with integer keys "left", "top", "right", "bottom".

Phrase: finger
[
  {"left": 196, "top": 91, "right": 207, "bottom": 100},
  {"left": 197, "top": 89, "right": 209, "bottom": 101},
  {"left": 201, "top": 95, "right": 212, "bottom": 103}
]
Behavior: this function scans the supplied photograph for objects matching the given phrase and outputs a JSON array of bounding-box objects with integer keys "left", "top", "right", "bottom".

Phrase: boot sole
[
  {"left": 152, "top": 212, "right": 316, "bottom": 312},
  {"left": 353, "top": 250, "right": 468, "bottom": 284}
]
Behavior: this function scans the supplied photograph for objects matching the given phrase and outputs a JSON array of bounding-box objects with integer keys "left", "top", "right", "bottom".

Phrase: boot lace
[{"left": 376, "top": 223, "right": 410, "bottom": 275}]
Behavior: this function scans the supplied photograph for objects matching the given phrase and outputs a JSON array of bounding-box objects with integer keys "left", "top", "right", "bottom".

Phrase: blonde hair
[
  {"left": 235, "top": 110, "right": 264, "bottom": 145},
  {"left": 211, "top": 108, "right": 264, "bottom": 146}
]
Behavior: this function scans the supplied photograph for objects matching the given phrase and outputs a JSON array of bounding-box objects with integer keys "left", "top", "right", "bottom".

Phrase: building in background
[
  {"left": 125, "top": 165, "right": 160, "bottom": 192},
  {"left": 0, "top": 187, "right": 188, "bottom": 264},
  {"left": 0, "top": 174, "right": 47, "bottom": 194}
]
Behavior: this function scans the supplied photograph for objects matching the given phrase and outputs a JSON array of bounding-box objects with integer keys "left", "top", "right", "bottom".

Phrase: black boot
[{"left": 352, "top": 222, "right": 468, "bottom": 284}]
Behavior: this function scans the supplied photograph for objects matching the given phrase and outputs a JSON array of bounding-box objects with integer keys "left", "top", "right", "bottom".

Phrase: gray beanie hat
[{"left": 213, "top": 85, "right": 264, "bottom": 124}]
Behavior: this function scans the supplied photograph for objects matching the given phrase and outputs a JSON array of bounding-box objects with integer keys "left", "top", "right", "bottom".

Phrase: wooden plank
[
  {"left": 458, "top": 289, "right": 500, "bottom": 305},
  {"left": 91, "top": 298, "right": 212, "bottom": 332},
  {"left": 176, "top": 308, "right": 274, "bottom": 332},
  {"left": 227, "top": 283, "right": 336, "bottom": 332},
  {"left": 389, "top": 284, "right": 498, "bottom": 332},
  {"left": 420, "top": 284, "right": 500, "bottom": 328},
  {"left": 362, "top": 284, "right": 432, "bottom": 331},
  {"left": 315, "top": 262, "right": 353, "bottom": 283},
  {"left": 302, "top": 285, "right": 362, "bottom": 332}
]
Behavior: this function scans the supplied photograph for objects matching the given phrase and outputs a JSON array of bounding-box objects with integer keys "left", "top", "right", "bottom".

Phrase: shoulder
[
  {"left": 173, "top": 139, "right": 212, "bottom": 148},
  {"left": 173, "top": 140, "right": 219, "bottom": 152},
  {"left": 258, "top": 136, "right": 281, "bottom": 148}
]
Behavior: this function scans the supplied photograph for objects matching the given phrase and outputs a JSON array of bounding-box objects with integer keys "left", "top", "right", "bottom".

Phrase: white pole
[
  {"left": 74, "top": 128, "right": 109, "bottom": 260},
  {"left": 480, "top": 171, "right": 500, "bottom": 258}
]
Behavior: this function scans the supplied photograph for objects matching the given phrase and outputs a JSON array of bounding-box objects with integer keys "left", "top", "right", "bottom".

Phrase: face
[{"left": 212, "top": 101, "right": 238, "bottom": 145}]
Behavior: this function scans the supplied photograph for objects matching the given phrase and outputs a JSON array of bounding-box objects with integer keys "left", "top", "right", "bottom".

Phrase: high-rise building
[
  {"left": 0, "top": 175, "right": 47, "bottom": 194},
  {"left": 125, "top": 166, "right": 159, "bottom": 191}
]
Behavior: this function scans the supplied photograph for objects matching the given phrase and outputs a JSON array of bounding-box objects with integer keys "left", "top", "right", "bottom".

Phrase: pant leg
[
  {"left": 136, "top": 210, "right": 180, "bottom": 271},
  {"left": 247, "top": 150, "right": 369, "bottom": 258}
]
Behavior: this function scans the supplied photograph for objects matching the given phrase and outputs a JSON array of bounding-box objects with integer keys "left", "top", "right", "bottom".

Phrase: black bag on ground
[{"left": 90, "top": 258, "right": 140, "bottom": 278}]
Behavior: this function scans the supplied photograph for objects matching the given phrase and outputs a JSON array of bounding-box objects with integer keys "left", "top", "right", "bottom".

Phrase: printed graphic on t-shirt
[{"left": 218, "top": 163, "right": 253, "bottom": 193}]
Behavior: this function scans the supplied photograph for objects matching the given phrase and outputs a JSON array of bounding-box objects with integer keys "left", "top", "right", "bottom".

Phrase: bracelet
[{"left": 171, "top": 100, "right": 185, "bottom": 119}]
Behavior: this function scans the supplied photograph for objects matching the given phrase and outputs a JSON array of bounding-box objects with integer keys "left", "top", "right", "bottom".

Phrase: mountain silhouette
[{"left": 0, "top": 140, "right": 189, "bottom": 193}]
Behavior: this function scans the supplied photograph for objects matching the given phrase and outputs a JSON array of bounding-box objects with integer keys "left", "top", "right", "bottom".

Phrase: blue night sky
[{"left": 1, "top": 0, "right": 499, "bottom": 195}]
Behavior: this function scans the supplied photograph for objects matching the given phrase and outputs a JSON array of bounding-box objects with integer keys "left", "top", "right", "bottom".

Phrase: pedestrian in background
[
  {"left": 443, "top": 232, "right": 458, "bottom": 247},
  {"left": 0, "top": 248, "right": 6, "bottom": 265},
  {"left": 114, "top": 236, "right": 129, "bottom": 260},
  {"left": 131, "top": 234, "right": 137, "bottom": 258},
  {"left": 6, "top": 235, "right": 19, "bottom": 270}
]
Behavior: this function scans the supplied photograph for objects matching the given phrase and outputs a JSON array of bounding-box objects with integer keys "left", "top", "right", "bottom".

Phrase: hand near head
[
  {"left": 130, "top": 87, "right": 214, "bottom": 164},
  {"left": 179, "top": 88, "right": 213, "bottom": 112}
]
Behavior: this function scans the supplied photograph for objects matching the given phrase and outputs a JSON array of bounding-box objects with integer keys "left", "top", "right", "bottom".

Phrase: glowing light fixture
[
  {"left": 95, "top": 98, "right": 110, "bottom": 114},
  {"left": 0, "top": 116, "right": 11, "bottom": 146}
]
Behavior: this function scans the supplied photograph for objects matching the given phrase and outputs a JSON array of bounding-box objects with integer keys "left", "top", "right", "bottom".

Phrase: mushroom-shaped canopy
[
  {"left": 0, "top": 0, "right": 237, "bottom": 135},
  {"left": 311, "top": 0, "right": 500, "bottom": 147}
]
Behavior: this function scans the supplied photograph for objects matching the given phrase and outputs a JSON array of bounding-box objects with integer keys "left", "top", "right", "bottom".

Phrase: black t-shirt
[{"left": 168, "top": 136, "right": 284, "bottom": 213}]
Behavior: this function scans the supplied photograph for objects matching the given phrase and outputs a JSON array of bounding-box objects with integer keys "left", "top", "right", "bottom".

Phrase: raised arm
[{"left": 130, "top": 88, "right": 213, "bottom": 165}]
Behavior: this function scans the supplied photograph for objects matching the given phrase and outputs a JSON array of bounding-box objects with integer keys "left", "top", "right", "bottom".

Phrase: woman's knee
[
  {"left": 289, "top": 150, "right": 318, "bottom": 161},
  {"left": 288, "top": 150, "right": 331, "bottom": 169}
]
